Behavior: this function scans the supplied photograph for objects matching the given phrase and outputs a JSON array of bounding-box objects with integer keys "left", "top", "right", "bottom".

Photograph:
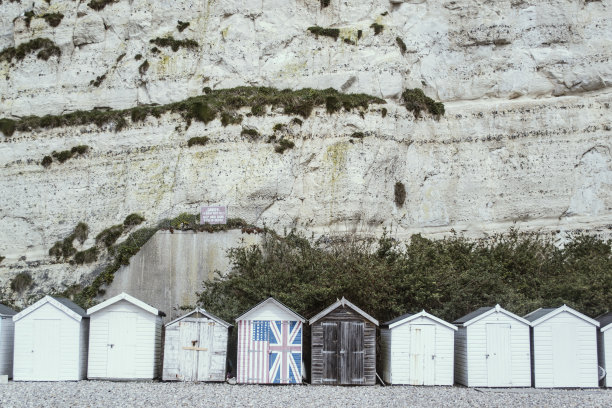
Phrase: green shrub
[
  {"left": 320, "top": 0, "right": 330, "bottom": 7},
  {"left": 394, "top": 181, "right": 406, "bottom": 207},
  {"left": 73, "top": 222, "right": 89, "bottom": 244},
  {"left": 251, "top": 104, "right": 266, "bottom": 116},
  {"left": 10, "top": 272, "right": 32, "bottom": 292},
  {"left": 134, "top": 53, "right": 142, "bottom": 61},
  {"left": 350, "top": 131, "right": 364, "bottom": 138},
  {"left": 220, "top": 112, "right": 243, "bottom": 127},
  {"left": 1, "top": 87, "right": 385, "bottom": 135},
  {"left": 41, "top": 13, "right": 64, "bottom": 27},
  {"left": 88, "top": 0, "right": 118, "bottom": 11},
  {"left": 96, "top": 225, "right": 124, "bottom": 248},
  {"left": 396, "top": 37, "right": 407, "bottom": 54},
  {"left": 90, "top": 74, "right": 106, "bottom": 87},
  {"left": 74, "top": 247, "right": 98, "bottom": 264},
  {"left": 273, "top": 123, "right": 285, "bottom": 132},
  {"left": 291, "top": 118, "right": 303, "bottom": 126},
  {"left": 371, "top": 23, "right": 384, "bottom": 35},
  {"left": 177, "top": 21, "right": 190, "bottom": 32},
  {"left": 197, "top": 230, "right": 612, "bottom": 324},
  {"left": 326, "top": 96, "right": 342, "bottom": 114},
  {"left": 402, "top": 88, "right": 445, "bottom": 118},
  {"left": 307, "top": 26, "right": 340, "bottom": 40},
  {"left": 138, "top": 60, "right": 149, "bottom": 75},
  {"left": 187, "top": 136, "right": 210, "bottom": 147},
  {"left": 41, "top": 156, "right": 53, "bottom": 167},
  {"left": 123, "top": 213, "right": 145, "bottom": 227},
  {"left": 0, "top": 118, "right": 16, "bottom": 136},
  {"left": 274, "top": 139, "right": 295, "bottom": 154},
  {"left": 241, "top": 128, "right": 259, "bottom": 139},
  {"left": 381, "top": 107, "right": 387, "bottom": 118},
  {"left": 71, "top": 145, "right": 89, "bottom": 155},
  {"left": 149, "top": 37, "right": 199, "bottom": 52},
  {"left": 0, "top": 38, "right": 61, "bottom": 63}
]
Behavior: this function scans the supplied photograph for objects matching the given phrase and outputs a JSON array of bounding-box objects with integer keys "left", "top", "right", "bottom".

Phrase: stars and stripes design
[{"left": 237, "top": 320, "right": 302, "bottom": 384}]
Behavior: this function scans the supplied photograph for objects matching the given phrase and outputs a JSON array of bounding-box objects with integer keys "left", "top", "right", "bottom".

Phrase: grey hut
[
  {"left": 0, "top": 304, "right": 16, "bottom": 378},
  {"left": 309, "top": 297, "right": 379, "bottom": 385},
  {"left": 162, "top": 308, "right": 232, "bottom": 381}
]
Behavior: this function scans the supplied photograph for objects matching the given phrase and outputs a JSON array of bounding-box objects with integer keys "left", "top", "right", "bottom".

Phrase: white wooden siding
[
  {"left": 454, "top": 326, "right": 468, "bottom": 386},
  {"left": 463, "top": 312, "right": 530, "bottom": 387},
  {"left": 385, "top": 316, "right": 454, "bottom": 385},
  {"left": 88, "top": 299, "right": 160, "bottom": 380},
  {"left": 379, "top": 328, "right": 392, "bottom": 384},
  {"left": 532, "top": 311, "right": 598, "bottom": 387},
  {"left": 13, "top": 302, "right": 86, "bottom": 381},
  {"left": 0, "top": 318, "right": 15, "bottom": 377},
  {"left": 601, "top": 329, "right": 611, "bottom": 387}
]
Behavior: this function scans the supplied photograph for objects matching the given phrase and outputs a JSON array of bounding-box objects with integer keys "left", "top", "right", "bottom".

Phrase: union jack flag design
[{"left": 237, "top": 320, "right": 302, "bottom": 384}]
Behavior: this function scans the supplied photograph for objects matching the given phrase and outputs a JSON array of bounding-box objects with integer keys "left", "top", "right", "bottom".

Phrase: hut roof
[
  {"left": 13, "top": 296, "right": 87, "bottom": 322},
  {"left": 0, "top": 303, "right": 17, "bottom": 317},
  {"left": 235, "top": 297, "right": 305, "bottom": 323},
  {"left": 596, "top": 311, "right": 612, "bottom": 332},
  {"left": 453, "top": 304, "right": 529, "bottom": 327},
  {"left": 382, "top": 310, "right": 457, "bottom": 330},
  {"left": 524, "top": 305, "right": 599, "bottom": 327},
  {"left": 87, "top": 292, "right": 165, "bottom": 316},
  {"left": 165, "top": 307, "right": 232, "bottom": 328},
  {"left": 309, "top": 297, "right": 378, "bottom": 326}
]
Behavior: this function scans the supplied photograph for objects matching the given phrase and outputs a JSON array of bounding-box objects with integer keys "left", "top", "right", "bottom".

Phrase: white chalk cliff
[{"left": 0, "top": 0, "right": 611, "bottom": 304}]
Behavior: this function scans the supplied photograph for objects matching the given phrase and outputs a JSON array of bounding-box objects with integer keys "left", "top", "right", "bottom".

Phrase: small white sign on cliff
[{"left": 200, "top": 206, "right": 227, "bottom": 225}]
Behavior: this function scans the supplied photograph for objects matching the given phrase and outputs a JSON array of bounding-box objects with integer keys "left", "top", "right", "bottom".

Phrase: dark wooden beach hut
[{"left": 309, "top": 297, "right": 378, "bottom": 385}]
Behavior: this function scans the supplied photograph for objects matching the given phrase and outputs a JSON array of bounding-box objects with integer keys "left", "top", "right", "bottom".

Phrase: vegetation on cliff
[{"left": 198, "top": 230, "right": 612, "bottom": 323}]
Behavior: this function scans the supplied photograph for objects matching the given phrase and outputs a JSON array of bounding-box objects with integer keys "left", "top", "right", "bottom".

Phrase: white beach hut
[
  {"left": 162, "top": 308, "right": 232, "bottom": 381},
  {"left": 236, "top": 298, "right": 305, "bottom": 384},
  {"left": 525, "top": 305, "right": 599, "bottom": 388},
  {"left": 597, "top": 312, "right": 612, "bottom": 387},
  {"left": 87, "top": 292, "right": 164, "bottom": 380},
  {"left": 380, "top": 310, "right": 457, "bottom": 385},
  {"left": 0, "top": 304, "right": 16, "bottom": 378},
  {"left": 453, "top": 304, "right": 531, "bottom": 387},
  {"left": 12, "top": 296, "right": 89, "bottom": 381}
]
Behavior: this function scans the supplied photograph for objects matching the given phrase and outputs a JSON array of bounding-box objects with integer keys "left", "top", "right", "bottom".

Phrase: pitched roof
[
  {"left": 87, "top": 292, "right": 165, "bottom": 316},
  {"left": 524, "top": 305, "right": 599, "bottom": 327},
  {"left": 453, "top": 306, "right": 494, "bottom": 324},
  {"left": 382, "top": 310, "right": 457, "bottom": 331},
  {"left": 596, "top": 312, "right": 612, "bottom": 332},
  {"left": 453, "top": 304, "right": 529, "bottom": 326},
  {"left": 13, "top": 296, "right": 87, "bottom": 322},
  {"left": 309, "top": 297, "right": 379, "bottom": 326},
  {"left": 165, "top": 308, "right": 232, "bottom": 328},
  {"left": 0, "top": 304, "right": 17, "bottom": 317},
  {"left": 235, "top": 297, "right": 305, "bottom": 323}
]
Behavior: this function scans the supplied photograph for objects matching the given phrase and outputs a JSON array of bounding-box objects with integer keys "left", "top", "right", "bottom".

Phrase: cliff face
[{"left": 0, "top": 0, "right": 611, "bottom": 305}]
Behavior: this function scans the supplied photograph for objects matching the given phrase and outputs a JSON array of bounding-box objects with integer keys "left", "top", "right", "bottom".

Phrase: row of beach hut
[{"left": 0, "top": 294, "right": 610, "bottom": 387}]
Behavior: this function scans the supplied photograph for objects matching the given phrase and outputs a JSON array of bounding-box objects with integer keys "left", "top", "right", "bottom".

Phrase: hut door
[
  {"left": 33, "top": 319, "right": 60, "bottom": 380},
  {"left": 409, "top": 325, "right": 436, "bottom": 385},
  {"left": 107, "top": 312, "right": 137, "bottom": 378},
  {"left": 196, "top": 322, "right": 212, "bottom": 381},
  {"left": 340, "top": 322, "right": 365, "bottom": 385},
  {"left": 486, "top": 324, "right": 512, "bottom": 387},
  {"left": 322, "top": 322, "right": 339, "bottom": 383},
  {"left": 551, "top": 324, "right": 578, "bottom": 387}
]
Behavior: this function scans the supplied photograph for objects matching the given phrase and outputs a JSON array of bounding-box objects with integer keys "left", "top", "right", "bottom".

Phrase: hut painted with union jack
[{"left": 235, "top": 298, "right": 305, "bottom": 384}]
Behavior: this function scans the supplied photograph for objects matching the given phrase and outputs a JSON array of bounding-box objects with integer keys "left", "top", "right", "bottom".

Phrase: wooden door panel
[{"left": 322, "top": 322, "right": 338, "bottom": 383}]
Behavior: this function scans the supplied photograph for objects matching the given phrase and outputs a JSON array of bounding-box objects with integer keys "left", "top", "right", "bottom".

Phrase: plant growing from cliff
[
  {"left": 0, "top": 38, "right": 60, "bottom": 63},
  {"left": 45, "top": 145, "right": 89, "bottom": 165},
  {"left": 381, "top": 107, "right": 388, "bottom": 118},
  {"left": 320, "top": 0, "right": 330, "bottom": 7},
  {"left": 138, "top": 60, "right": 149, "bottom": 75},
  {"left": 41, "top": 13, "right": 64, "bottom": 27},
  {"left": 90, "top": 73, "right": 107, "bottom": 87},
  {"left": 396, "top": 37, "right": 407, "bottom": 54},
  {"left": 150, "top": 37, "right": 199, "bottom": 52},
  {"left": 74, "top": 247, "right": 98, "bottom": 264},
  {"left": 274, "top": 139, "right": 295, "bottom": 154},
  {"left": 220, "top": 112, "right": 243, "bottom": 127},
  {"left": 49, "top": 222, "right": 89, "bottom": 260},
  {"left": 307, "top": 26, "right": 340, "bottom": 40},
  {"left": 177, "top": 21, "right": 190, "bottom": 32},
  {"left": 88, "top": 0, "right": 118, "bottom": 11},
  {"left": 0, "top": 119, "right": 16, "bottom": 137},
  {"left": 351, "top": 131, "right": 364, "bottom": 139},
  {"left": 371, "top": 23, "right": 384, "bottom": 35},
  {"left": 134, "top": 53, "right": 142, "bottom": 61},
  {"left": 241, "top": 128, "right": 260, "bottom": 140},
  {"left": 394, "top": 181, "right": 406, "bottom": 207},
  {"left": 96, "top": 225, "right": 125, "bottom": 248},
  {"left": 123, "top": 213, "right": 145, "bottom": 227},
  {"left": 187, "top": 136, "right": 210, "bottom": 147},
  {"left": 402, "top": 88, "right": 445, "bottom": 118},
  {"left": 0, "top": 255, "right": 4, "bottom": 263},
  {"left": 10, "top": 272, "right": 32, "bottom": 293},
  {"left": 0, "top": 87, "right": 384, "bottom": 134}
]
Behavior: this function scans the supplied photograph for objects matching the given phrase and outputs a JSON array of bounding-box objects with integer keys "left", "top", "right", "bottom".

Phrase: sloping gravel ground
[{"left": 0, "top": 382, "right": 610, "bottom": 408}]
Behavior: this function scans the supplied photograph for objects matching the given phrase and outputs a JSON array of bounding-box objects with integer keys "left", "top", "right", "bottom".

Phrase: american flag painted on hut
[{"left": 237, "top": 320, "right": 302, "bottom": 384}]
